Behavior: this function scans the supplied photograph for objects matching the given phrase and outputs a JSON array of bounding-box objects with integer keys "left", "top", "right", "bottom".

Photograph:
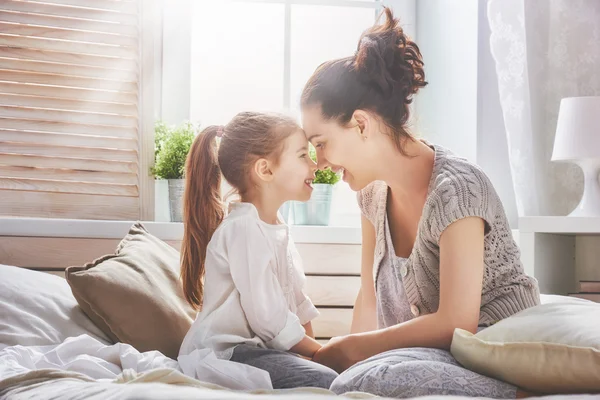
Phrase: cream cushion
[{"left": 451, "top": 296, "right": 600, "bottom": 394}]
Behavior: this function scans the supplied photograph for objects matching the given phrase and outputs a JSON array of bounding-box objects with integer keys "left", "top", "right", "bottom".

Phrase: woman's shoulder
[
  {"left": 424, "top": 145, "right": 501, "bottom": 240},
  {"left": 429, "top": 145, "right": 496, "bottom": 204},
  {"left": 357, "top": 180, "right": 387, "bottom": 224}
]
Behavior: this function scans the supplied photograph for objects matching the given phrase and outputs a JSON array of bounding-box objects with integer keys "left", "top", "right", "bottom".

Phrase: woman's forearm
[
  {"left": 351, "top": 290, "right": 377, "bottom": 334},
  {"left": 357, "top": 312, "right": 465, "bottom": 359},
  {"left": 350, "top": 291, "right": 365, "bottom": 334}
]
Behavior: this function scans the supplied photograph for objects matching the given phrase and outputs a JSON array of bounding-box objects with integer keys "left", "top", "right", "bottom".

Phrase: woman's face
[{"left": 302, "top": 106, "right": 376, "bottom": 192}]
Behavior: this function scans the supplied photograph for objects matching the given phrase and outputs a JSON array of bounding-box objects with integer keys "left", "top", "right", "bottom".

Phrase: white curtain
[{"left": 488, "top": 0, "right": 600, "bottom": 217}]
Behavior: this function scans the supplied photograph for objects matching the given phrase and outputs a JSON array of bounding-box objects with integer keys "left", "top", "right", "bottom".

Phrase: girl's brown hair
[
  {"left": 181, "top": 112, "right": 299, "bottom": 310},
  {"left": 301, "top": 7, "right": 427, "bottom": 153}
]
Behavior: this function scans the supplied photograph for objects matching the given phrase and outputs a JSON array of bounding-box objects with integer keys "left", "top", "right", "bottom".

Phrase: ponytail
[{"left": 181, "top": 126, "right": 224, "bottom": 310}]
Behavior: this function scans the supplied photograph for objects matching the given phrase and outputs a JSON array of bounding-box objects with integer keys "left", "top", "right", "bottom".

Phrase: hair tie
[
  {"left": 356, "top": 36, "right": 374, "bottom": 55},
  {"left": 216, "top": 126, "right": 224, "bottom": 138}
]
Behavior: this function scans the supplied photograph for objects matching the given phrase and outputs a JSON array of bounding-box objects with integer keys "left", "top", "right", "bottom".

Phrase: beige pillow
[
  {"left": 451, "top": 297, "right": 600, "bottom": 394},
  {"left": 66, "top": 223, "right": 196, "bottom": 359}
]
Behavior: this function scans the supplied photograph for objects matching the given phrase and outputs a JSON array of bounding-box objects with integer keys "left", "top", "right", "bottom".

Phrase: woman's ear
[
  {"left": 254, "top": 158, "right": 274, "bottom": 182},
  {"left": 351, "top": 110, "right": 370, "bottom": 140}
]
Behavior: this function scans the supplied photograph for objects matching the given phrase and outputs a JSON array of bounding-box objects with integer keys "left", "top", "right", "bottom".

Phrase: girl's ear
[{"left": 254, "top": 158, "right": 274, "bottom": 182}]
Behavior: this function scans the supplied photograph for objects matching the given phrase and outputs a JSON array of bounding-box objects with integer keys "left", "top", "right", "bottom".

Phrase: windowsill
[{"left": 0, "top": 217, "right": 361, "bottom": 244}]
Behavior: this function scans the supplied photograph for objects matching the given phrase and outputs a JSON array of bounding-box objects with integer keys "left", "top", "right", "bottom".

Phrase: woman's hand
[{"left": 312, "top": 334, "right": 368, "bottom": 373}]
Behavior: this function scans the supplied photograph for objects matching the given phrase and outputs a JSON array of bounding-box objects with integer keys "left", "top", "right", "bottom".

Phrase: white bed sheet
[
  {"left": 2, "top": 369, "right": 599, "bottom": 400},
  {"left": 0, "top": 334, "right": 271, "bottom": 391}
]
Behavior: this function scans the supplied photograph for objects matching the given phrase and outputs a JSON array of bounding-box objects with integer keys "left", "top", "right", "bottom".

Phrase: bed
[{"left": 0, "top": 218, "right": 598, "bottom": 399}]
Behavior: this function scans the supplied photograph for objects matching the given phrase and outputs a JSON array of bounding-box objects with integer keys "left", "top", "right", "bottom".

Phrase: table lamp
[{"left": 552, "top": 96, "right": 600, "bottom": 217}]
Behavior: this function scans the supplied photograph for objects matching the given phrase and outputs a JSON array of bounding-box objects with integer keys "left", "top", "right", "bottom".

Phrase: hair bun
[{"left": 354, "top": 7, "right": 427, "bottom": 104}]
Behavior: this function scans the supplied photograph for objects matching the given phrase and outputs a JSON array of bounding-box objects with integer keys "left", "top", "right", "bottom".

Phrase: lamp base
[{"left": 567, "top": 159, "right": 600, "bottom": 217}]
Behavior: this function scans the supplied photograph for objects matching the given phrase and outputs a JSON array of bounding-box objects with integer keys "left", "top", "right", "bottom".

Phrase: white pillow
[
  {"left": 0, "top": 264, "right": 111, "bottom": 347},
  {"left": 451, "top": 297, "right": 600, "bottom": 394},
  {"left": 539, "top": 293, "right": 581, "bottom": 304}
]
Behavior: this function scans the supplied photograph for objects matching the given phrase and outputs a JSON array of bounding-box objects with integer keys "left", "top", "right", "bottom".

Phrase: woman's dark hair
[{"left": 301, "top": 7, "right": 427, "bottom": 153}]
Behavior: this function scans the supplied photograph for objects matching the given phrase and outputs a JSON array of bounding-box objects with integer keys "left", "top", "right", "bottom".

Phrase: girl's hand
[{"left": 312, "top": 335, "right": 367, "bottom": 373}]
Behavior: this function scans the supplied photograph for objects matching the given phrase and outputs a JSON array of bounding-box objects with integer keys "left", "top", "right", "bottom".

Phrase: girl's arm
[
  {"left": 303, "top": 322, "right": 315, "bottom": 339},
  {"left": 289, "top": 241, "right": 321, "bottom": 350},
  {"left": 350, "top": 215, "right": 378, "bottom": 334},
  {"left": 228, "top": 219, "right": 314, "bottom": 358},
  {"left": 291, "top": 335, "right": 321, "bottom": 358},
  {"left": 357, "top": 216, "right": 485, "bottom": 355}
]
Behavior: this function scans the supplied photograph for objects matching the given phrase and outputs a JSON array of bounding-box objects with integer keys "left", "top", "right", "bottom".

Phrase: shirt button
[
  {"left": 399, "top": 264, "right": 408, "bottom": 278},
  {"left": 410, "top": 304, "right": 420, "bottom": 317}
]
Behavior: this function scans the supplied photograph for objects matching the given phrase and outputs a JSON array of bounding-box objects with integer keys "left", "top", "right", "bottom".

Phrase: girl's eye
[
  {"left": 315, "top": 143, "right": 324, "bottom": 149},
  {"left": 300, "top": 153, "right": 307, "bottom": 158}
]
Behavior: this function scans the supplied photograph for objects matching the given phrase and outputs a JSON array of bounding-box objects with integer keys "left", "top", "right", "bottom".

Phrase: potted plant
[
  {"left": 152, "top": 121, "right": 195, "bottom": 222},
  {"left": 291, "top": 147, "right": 340, "bottom": 226}
]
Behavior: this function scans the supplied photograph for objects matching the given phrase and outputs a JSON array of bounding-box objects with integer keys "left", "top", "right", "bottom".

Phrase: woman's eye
[
  {"left": 315, "top": 143, "right": 324, "bottom": 149},
  {"left": 300, "top": 153, "right": 307, "bottom": 158}
]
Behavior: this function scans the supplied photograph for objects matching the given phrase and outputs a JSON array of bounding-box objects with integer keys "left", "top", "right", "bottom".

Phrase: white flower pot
[
  {"left": 292, "top": 184, "right": 334, "bottom": 226},
  {"left": 168, "top": 179, "right": 185, "bottom": 222}
]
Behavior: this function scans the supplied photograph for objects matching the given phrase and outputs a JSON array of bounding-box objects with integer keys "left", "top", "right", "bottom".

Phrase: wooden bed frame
[{"left": 0, "top": 224, "right": 361, "bottom": 341}]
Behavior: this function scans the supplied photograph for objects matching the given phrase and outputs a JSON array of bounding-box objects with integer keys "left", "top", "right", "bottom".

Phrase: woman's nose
[{"left": 316, "top": 152, "right": 330, "bottom": 170}]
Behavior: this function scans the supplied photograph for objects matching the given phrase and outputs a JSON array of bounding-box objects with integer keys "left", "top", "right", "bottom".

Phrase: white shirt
[{"left": 179, "top": 202, "right": 319, "bottom": 360}]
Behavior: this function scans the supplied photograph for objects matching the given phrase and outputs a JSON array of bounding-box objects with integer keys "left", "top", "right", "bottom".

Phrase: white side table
[{"left": 519, "top": 217, "right": 600, "bottom": 295}]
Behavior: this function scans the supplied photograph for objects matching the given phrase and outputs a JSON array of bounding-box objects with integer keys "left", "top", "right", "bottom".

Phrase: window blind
[{"left": 0, "top": 0, "right": 144, "bottom": 220}]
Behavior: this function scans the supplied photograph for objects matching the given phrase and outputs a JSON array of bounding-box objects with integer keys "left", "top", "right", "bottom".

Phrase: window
[
  {"left": 190, "top": 0, "right": 380, "bottom": 123},
  {"left": 187, "top": 0, "right": 384, "bottom": 226},
  {"left": 190, "top": 1, "right": 286, "bottom": 125}
]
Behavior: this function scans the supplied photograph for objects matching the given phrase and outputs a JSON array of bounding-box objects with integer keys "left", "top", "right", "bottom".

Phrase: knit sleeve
[
  {"left": 427, "top": 165, "right": 498, "bottom": 244},
  {"left": 356, "top": 186, "right": 369, "bottom": 216},
  {"left": 357, "top": 181, "right": 384, "bottom": 225}
]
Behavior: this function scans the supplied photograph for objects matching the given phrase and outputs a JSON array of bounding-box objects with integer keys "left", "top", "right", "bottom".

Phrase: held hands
[{"left": 311, "top": 334, "right": 368, "bottom": 373}]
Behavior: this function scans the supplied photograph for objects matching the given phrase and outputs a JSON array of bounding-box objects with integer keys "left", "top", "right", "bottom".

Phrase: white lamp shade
[{"left": 552, "top": 96, "right": 600, "bottom": 162}]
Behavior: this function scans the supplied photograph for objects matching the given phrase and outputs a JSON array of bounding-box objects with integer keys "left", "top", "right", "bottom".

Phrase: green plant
[
  {"left": 154, "top": 121, "right": 169, "bottom": 158},
  {"left": 152, "top": 121, "right": 196, "bottom": 180},
  {"left": 309, "top": 145, "right": 340, "bottom": 185}
]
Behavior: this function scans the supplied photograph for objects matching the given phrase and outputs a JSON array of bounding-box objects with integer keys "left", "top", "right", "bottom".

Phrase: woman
[{"left": 300, "top": 7, "right": 540, "bottom": 399}]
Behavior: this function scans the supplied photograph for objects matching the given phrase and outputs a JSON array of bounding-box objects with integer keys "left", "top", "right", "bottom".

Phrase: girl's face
[
  {"left": 301, "top": 106, "right": 375, "bottom": 192},
  {"left": 271, "top": 129, "right": 317, "bottom": 202}
]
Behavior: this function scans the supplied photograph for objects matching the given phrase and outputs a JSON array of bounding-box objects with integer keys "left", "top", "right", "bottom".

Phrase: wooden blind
[{"left": 0, "top": 0, "right": 144, "bottom": 220}]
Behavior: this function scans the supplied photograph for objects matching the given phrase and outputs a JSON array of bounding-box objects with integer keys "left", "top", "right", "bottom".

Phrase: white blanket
[
  {"left": 0, "top": 335, "right": 272, "bottom": 390},
  {"left": 3, "top": 336, "right": 600, "bottom": 400}
]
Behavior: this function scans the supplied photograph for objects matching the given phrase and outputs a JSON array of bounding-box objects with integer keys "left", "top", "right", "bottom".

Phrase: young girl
[{"left": 177, "top": 112, "right": 338, "bottom": 390}]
